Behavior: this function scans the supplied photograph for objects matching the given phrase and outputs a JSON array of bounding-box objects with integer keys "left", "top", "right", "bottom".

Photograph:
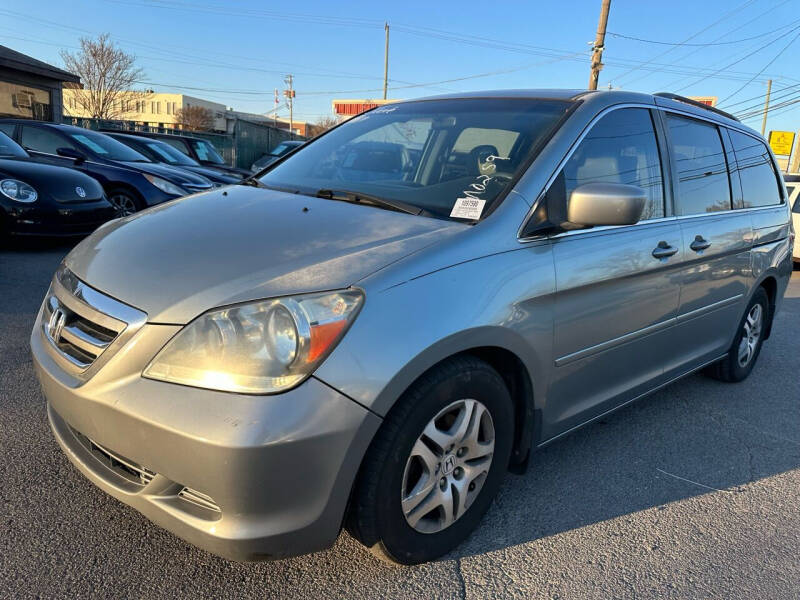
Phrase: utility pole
[
  {"left": 284, "top": 74, "right": 294, "bottom": 139},
  {"left": 588, "top": 0, "right": 612, "bottom": 90},
  {"left": 760, "top": 78, "right": 772, "bottom": 137},
  {"left": 383, "top": 22, "right": 390, "bottom": 100}
]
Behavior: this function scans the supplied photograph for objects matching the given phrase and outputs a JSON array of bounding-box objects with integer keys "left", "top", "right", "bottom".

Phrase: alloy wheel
[
  {"left": 401, "top": 399, "right": 495, "bottom": 534},
  {"left": 737, "top": 303, "right": 763, "bottom": 368},
  {"left": 109, "top": 193, "right": 138, "bottom": 216}
]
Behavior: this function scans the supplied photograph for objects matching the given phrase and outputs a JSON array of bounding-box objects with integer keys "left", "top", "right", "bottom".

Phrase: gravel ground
[{"left": 1, "top": 240, "right": 798, "bottom": 599}]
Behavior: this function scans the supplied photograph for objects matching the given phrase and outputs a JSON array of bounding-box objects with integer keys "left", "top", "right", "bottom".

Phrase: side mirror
[
  {"left": 567, "top": 182, "right": 646, "bottom": 227},
  {"left": 57, "top": 147, "right": 86, "bottom": 165}
]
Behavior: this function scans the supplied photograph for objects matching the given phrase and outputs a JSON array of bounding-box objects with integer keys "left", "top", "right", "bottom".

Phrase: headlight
[
  {"left": 143, "top": 289, "right": 364, "bottom": 394},
  {"left": 143, "top": 173, "right": 186, "bottom": 196},
  {"left": 0, "top": 179, "right": 37, "bottom": 203}
]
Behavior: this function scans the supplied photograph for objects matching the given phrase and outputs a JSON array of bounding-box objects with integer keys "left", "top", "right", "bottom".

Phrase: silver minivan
[{"left": 31, "top": 90, "right": 794, "bottom": 565}]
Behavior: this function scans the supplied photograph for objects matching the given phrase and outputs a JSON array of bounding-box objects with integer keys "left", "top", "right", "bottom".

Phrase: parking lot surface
[{"left": 1, "top": 240, "right": 798, "bottom": 600}]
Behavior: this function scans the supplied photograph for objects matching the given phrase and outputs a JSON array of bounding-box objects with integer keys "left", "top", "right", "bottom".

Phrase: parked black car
[
  {"left": 250, "top": 140, "right": 305, "bottom": 172},
  {"left": 0, "top": 121, "right": 214, "bottom": 216},
  {"left": 0, "top": 131, "right": 114, "bottom": 237},
  {"left": 101, "top": 131, "right": 241, "bottom": 186},
  {"left": 114, "top": 130, "right": 251, "bottom": 179}
]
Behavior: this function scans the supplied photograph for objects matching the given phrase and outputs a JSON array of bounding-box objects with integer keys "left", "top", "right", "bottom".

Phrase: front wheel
[
  {"left": 107, "top": 188, "right": 143, "bottom": 217},
  {"left": 706, "top": 287, "right": 769, "bottom": 382},
  {"left": 346, "top": 356, "right": 514, "bottom": 565}
]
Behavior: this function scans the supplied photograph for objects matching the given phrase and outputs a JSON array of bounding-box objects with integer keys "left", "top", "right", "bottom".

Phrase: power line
[
  {"left": 672, "top": 24, "right": 800, "bottom": 93},
  {"left": 647, "top": 0, "right": 795, "bottom": 90},
  {"left": 611, "top": 0, "right": 757, "bottom": 85},
  {"left": 719, "top": 82, "right": 800, "bottom": 109},
  {"left": 716, "top": 29, "right": 800, "bottom": 104},
  {"left": 720, "top": 86, "right": 800, "bottom": 120},
  {"left": 607, "top": 22, "right": 799, "bottom": 46}
]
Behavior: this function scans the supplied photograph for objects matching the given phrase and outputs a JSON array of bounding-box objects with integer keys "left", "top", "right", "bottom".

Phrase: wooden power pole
[
  {"left": 284, "top": 74, "right": 294, "bottom": 139},
  {"left": 588, "top": 0, "right": 612, "bottom": 90},
  {"left": 761, "top": 78, "right": 772, "bottom": 136},
  {"left": 383, "top": 23, "right": 390, "bottom": 100}
]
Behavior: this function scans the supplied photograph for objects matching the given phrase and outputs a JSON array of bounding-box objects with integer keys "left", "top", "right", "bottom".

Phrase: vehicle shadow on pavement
[{"left": 448, "top": 292, "right": 800, "bottom": 562}]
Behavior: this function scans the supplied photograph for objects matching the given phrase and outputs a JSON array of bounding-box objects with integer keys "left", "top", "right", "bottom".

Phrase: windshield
[
  {"left": 69, "top": 131, "right": 149, "bottom": 162},
  {"left": 190, "top": 139, "right": 225, "bottom": 164},
  {"left": 145, "top": 140, "right": 200, "bottom": 166},
  {"left": 0, "top": 131, "right": 27, "bottom": 158},
  {"left": 270, "top": 142, "right": 295, "bottom": 157},
  {"left": 258, "top": 98, "right": 571, "bottom": 220}
]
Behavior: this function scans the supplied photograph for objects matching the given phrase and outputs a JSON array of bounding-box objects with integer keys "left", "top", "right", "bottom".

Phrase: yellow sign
[{"left": 768, "top": 130, "right": 795, "bottom": 156}]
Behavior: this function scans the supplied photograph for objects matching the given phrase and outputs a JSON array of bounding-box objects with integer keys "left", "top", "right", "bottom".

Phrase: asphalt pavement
[{"left": 1, "top": 239, "right": 798, "bottom": 599}]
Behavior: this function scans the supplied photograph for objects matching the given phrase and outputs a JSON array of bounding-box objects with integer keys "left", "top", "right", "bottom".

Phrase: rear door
[
  {"left": 544, "top": 107, "right": 684, "bottom": 437},
  {"left": 660, "top": 113, "right": 753, "bottom": 374}
]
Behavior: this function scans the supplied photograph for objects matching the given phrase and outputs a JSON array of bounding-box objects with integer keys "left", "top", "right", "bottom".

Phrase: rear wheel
[
  {"left": 706, "top": 287, "right": 769, "bottom": 382},
  {"left": 107, "top": 188, "right": 143, "bottom": 216},
  {"left": 346, "top": 356, "right": 514, "bottom": 565}
]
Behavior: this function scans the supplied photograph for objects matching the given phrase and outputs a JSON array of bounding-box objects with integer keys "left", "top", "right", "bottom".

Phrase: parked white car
[{"left": 787, "top": 181, "right": 800, "bottom": 262}]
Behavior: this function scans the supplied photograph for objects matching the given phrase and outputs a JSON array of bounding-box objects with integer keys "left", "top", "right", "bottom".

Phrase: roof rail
[{"left": 654, "top": 92, "right": 740, "bottom": 122}]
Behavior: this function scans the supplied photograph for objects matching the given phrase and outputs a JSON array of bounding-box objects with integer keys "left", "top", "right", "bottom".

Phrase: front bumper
[
  {"left": 3, "top": 198, "right": 116, "bottom": 236},
  {"left": 31, "top": 296, "right": 381, "bottom": 561}
]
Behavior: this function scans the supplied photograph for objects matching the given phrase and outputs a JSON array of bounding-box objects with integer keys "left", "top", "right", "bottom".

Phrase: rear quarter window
[{"left": 728, "top": 129, "right": 782, "bottom": 208}]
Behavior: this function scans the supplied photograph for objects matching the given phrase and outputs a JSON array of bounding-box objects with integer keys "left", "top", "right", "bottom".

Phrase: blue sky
[{"left": 2, "top": 0, "right": 799, "bottom": 135}]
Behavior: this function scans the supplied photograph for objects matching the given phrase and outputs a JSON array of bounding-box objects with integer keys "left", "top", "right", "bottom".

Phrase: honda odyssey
[{"left": 31, "top": 90, "right": 793, "bottom": 565}]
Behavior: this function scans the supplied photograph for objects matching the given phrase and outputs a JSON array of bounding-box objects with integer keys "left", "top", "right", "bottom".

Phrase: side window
[
  {"left": 0, "top": 123, "right": 15, "bottom": 137},
  {"left": 161, "top": 137, "right": 190, "bottom": 155},
  {"left": 665, "top": 114, "right": 731, "bottom": 215},
  {"left": 20, "top": 126, "right": 72, "bottom": 155},
  {"left": 553, "top": 107, "right": 665, "bottom": 221},
  {"left": 728, "top": 130, "right": 782, "bottom": 208}
]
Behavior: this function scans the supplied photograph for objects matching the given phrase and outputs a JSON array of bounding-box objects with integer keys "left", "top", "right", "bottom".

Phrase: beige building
[{"left": 63, "top": 90, "right": 228, "bottom": 131}]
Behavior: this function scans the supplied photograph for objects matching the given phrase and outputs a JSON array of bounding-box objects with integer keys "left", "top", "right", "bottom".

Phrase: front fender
[{"left": 314, "top": 244, "right": 555, "bottom": 418}]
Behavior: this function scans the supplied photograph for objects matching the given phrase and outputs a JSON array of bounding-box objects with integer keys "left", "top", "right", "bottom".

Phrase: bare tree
[
  {"left": 61, "top": 34, "right": 148, "bottom": 120},
  {"left": 175, "top": 106, "right": 215, "bottom": 131},
  {"left": 308, "top": 115, "right": 340, "bottom": 137}
]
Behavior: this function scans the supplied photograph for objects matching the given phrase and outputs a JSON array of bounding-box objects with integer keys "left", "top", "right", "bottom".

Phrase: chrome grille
[
  {"left": 179, "top": 487, "right": 221, "bottom": 512},
  {"left": 41, "top": 266, "right": 146, "bottom": 376}
]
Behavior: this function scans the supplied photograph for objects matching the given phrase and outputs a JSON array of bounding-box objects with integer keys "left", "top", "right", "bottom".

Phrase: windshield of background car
[
  {"left": 69, "top": 131, "right": 149, "bottom": 162},
  {"left": 270, "top": 142, "right": 294, "bottom": 156},
  {"left": 190, "top": 139, "right": 225, "bottom": 164},
  {"left": 0, "top": 131, "right": 28, "bottom": 158},
  {"left": 258, "top": 98, "right": 572, "bottom": 220},
  {"left": 145, "top": 140, "right": 200, "bottom": 166}
]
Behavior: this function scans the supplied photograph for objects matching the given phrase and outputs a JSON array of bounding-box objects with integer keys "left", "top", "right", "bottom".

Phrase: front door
[{"left": 542, "top": 107, "right": 684, "bottom": 439}]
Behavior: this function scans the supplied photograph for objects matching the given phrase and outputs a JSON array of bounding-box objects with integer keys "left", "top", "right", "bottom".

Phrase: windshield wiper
[{"left": 314, "top": 188, "right": 424, "bottom": 216}]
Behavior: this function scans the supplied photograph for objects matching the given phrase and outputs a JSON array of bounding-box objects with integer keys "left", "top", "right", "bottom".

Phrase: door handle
[
  {"left": 652, "top": 241, "right": 679, "bottom": 260},
  {"left": 689, "top": 235, "right": 712, "bottom": 252}
]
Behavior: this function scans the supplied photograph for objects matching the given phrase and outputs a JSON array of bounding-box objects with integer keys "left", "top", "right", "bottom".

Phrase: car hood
[
  {"left": 65, "top": 186, "right": 465, "bottom": 323},
  {"left": 120, "top": 160, "right": 212, "bottom": 186},
  {"left": 0, "top": 158, "right": 104, "bottom": 202}
]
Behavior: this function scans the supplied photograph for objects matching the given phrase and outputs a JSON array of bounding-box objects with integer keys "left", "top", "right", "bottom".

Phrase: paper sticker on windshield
[{"left": 450, "top": 197, "right": 486, "bottom": 220}]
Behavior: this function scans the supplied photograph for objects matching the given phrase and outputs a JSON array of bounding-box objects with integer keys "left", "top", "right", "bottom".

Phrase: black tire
[
  {"left": 706, "top": 287, "right": 769, "bottom": 382},
  {"left": 346, "top": 355, "right": 514, "bottom": 565},
  {"left": 106, "top": 187, "right": 144, "bottom": 216}
]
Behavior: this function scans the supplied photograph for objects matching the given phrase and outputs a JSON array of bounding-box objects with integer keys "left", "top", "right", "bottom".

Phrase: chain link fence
[{"left": 63, "top": 116, "right": 302, "bottom": 169}]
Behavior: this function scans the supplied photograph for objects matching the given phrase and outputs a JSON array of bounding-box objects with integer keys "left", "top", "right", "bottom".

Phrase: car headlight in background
[
  {"left": 143, "top": 173, "right": 186, "bottom": 196},
  {"left": 143, "top": 290, "right": 364, "bottom": 394},
  {"left": 0, "top": 179, "right": 37, "bottom": 203}
]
